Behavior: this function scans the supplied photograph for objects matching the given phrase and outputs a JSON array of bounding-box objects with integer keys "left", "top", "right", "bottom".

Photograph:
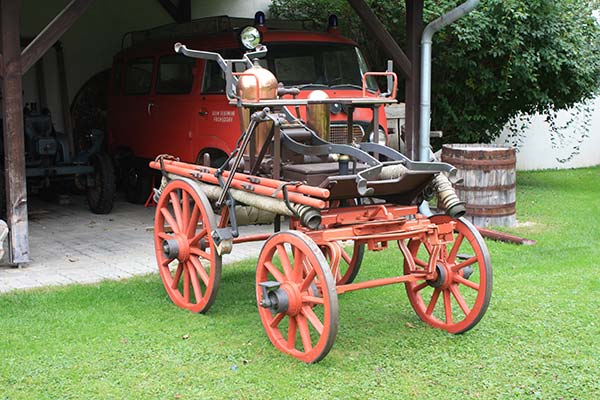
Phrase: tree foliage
[{"left": 270, "top": 0, "right": 600, "bottom": 143}]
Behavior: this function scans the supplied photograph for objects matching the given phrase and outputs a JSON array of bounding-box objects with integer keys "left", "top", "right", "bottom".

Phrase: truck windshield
[{"left": 263, "top": 43, "right": 379, "bottom": 92}]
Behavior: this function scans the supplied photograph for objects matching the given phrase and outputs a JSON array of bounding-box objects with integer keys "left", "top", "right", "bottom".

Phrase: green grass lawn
[{"left": 1, "top": 167, "right": 599, "bottom": 399}]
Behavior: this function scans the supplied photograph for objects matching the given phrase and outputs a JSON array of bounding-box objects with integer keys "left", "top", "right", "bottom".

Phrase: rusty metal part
[
  {"left": 432, "top": 173, "right": 465, "bottom": 218},
  {"left": 476, "top": 227, "right": 536, "bottom": 246},
  {"left": 466, "top": 202, "right": 516, "bottom": 217},
  {"left": 306, "top": 90, "right": 330, "bottom": 140}
]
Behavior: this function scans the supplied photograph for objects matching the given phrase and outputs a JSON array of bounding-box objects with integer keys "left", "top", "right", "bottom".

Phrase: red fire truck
[{"left": 107, "top": 13, "right": 390, "bottom": 203}]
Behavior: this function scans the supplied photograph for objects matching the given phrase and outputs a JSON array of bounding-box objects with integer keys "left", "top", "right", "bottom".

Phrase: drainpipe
[{"left": 419, "top": 0, "right": 480, "bottom": 161}]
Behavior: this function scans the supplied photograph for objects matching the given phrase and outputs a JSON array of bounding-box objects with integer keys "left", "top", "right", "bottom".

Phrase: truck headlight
[
  {"left": 369, "top": 127, "right": 387, "bottom": 146},
  {"left": 240, "top": 26, "right": 262, "bottom": 50}
]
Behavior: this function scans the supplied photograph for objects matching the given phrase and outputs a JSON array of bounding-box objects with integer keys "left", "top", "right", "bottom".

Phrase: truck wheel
[
  {"left": 125, "top": 163, "right": 153, "bottom": 204},
  {"left": 87, "top": 152, "right": 115, "bottom": 214}
]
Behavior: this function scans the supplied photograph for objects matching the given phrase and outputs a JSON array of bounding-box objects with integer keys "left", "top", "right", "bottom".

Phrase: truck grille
[{"left": 329, "top": 124, "right": 365, "bottom": 144}]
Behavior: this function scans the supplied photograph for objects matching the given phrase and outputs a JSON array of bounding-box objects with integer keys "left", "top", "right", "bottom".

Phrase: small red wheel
[
  {"left": 403, "top": 215, "right": 492, "bottom": 334},
  {"left": 154, "top": 179, "right": 222, "bottom": 313},
  {"left": 320, "top": 241, "right": 365, "bottom": 285},
  {"left": 256, "top": 231, "right": 339, "bottom": 363}
]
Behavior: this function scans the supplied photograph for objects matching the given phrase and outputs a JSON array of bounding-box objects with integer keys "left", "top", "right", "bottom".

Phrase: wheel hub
[
  {"left": 162, "top": 234, "right": 190, "bottom": 261},
  {"left": 427, "top": 263, "right": 449, "bottom": 288},
  {"left": 259, "top": 282, "right": 303, "bottom": 315}
]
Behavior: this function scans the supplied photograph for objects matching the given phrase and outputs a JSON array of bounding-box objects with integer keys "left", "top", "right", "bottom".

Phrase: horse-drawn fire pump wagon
[{"left": 149, "top": 26, "right": 492, "bottom": 363}]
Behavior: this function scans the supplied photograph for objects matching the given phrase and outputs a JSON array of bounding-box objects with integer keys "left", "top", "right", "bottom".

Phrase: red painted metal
[{"left": 149, "top": 160, "right": 327, "bottom": 209}]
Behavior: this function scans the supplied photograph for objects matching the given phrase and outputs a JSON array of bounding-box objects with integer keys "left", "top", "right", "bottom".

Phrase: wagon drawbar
[{"left": 148, "top": 37, "right": 492, "bottom": 363}]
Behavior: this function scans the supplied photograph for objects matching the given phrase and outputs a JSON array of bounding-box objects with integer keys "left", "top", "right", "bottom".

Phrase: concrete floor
[{"left": 0, "top": 195, "right": 270, "bottom": 293}]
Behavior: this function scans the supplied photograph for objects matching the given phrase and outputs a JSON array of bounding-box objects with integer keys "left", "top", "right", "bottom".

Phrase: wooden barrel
[{"left": 441, "top": 144, "right": 516, "bottom": 227}]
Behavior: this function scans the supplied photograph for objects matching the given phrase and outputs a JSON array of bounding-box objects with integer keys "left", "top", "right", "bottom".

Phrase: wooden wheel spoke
[
  {"left": 269, "top": 313, "right": 285, "bottom": 328},
  {"left": 448, "top": 233, "right": 464, "bottom": 263},
  {"left": 158, "top": 232, "right": 174, "bottom": 241},
  {"left": 412, "top": 281, "right": 429, "bottom": 293},
  {"left": 287, "top": 316, "right": 298, "bottom": 349},
  {"left": 450, "top": 284, "right": 471, "bottom": 316},
  {"left": 454, "top": 275, "right": 480, "bottom": 291},
  {"left": 188, "top": 262, "right": 203, "bottom": 303},
  {"left": 186, "top": 206, "right": 200, "bottom": 237},
  {"left": 426, "top": 288, "right": 441, "bottom": 316},
  {"left": 190, "top": 257, "right": 210, "bottom": 286},
  {"left": 301, "top": 306, "right": 324, "bottom": 334},
  {"left": 182, "top": 191, "right": 190, "bottom": 229},
  {"left": 183, "top": 267, "right": 190, "bottom": 303},
  {"left": 340, "top": 247, "right": 352, "bottom": 264},
  {"left": 276, "top": 244, "right": 294, "bottom": 279},
  {"left": 190, "top": 246, "right": 211, "bottom": 260},
  {"left": 451, "top": 256, "right": 478, "bottom": 272},
  {"left": 190, "top": 228, "right": 208, "bottom": 246},
  {"left": 443, "top": 289, "right": 453, "bottom": 324},
  {"left": 299, "top": 268, "right": 317, "bottom": 292},
  {"left": 160, "top": 208, "right": 180, "bottom": 234},
  {"left": 297, "top": 314, "right": 313, "bottom": 352},
  {"left": 414, "top": 257, "right": 428, "bottom": 268},
  {"left": 170, "top": 264, "right": 183, "bottom": 290},
  {"left": 302, "top": 295, "right": 324, "bottom": 305},
  {"left": 169, "top": 191, "right": 184, "bottom": 231},
  {"left": 265, "top": 261, "right": 285, "bottom": 282}
]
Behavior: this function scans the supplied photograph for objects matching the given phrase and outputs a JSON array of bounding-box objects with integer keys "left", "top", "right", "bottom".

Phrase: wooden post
[
  {"left": 346, "top": 0, "right": 412, "bottom": 79},
  {"left": 20, "top": 0, "right": 95, "bottom": 74},
  {"left": 405, "top": 0, "right": 423, "bottom": 160},
  {"left": 1, "top": 0, "right": 30, "bottom": 264},
  {"left": 54, "top": 42, "right": 74, "bottom": 156}
]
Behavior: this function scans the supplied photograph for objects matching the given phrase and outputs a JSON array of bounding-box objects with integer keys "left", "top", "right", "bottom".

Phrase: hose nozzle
[{"left": 433, "top": 174, "right": 466, "bottom": 218}]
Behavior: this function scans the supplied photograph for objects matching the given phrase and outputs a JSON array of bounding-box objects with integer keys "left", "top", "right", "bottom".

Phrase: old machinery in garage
[
  {"left": 0, "top": 108, "right": 115, "bottom": 216},
  {"left": 148, "top": 34, "right": 491, "bottom": 364}
]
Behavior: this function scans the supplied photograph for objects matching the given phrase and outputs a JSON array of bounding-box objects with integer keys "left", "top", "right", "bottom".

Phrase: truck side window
[
  {"left": 156, "top": 54, "right": 196, "bottom": 95},
  {"left": 124, "top": 57, "right": 154, "bottom": 95},
  {"left": 202, "top": 60, "right": 226, "bottom": 93}
]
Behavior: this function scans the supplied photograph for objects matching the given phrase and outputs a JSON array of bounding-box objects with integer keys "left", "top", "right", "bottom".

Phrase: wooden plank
[
  {"left": 1, "top": 0, "right": 30, "bottom": 264},
  {"left": 20, "top": 0, "right": 95, "bottom": 74},
  {"left": 346, "top": 0, "right": 412, "bottom": 79},
  {"left": 158, "top": 0, "right": 183, "bottom": 23},
  {"left": 404, "top": 0, "right": 423, "bottom": 160},
  {"left": 180, "top": 0, "right": 191, "bottom": 23}
]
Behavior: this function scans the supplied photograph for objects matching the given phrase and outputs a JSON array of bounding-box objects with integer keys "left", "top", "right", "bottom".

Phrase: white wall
[
  {"left": 20, "top": 0, "right": 272, "bottom": 132},
  {"left": 192, "top": 0, "right": 271, "bottom": 18},
  {"left": 495, "top": 97, "right": 600, "bottom": 170}
]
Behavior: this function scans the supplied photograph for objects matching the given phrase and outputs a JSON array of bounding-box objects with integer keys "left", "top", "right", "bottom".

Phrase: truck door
[
  {"left": 147, "top": 54, "right": 198, "bottom": 162},
  {"left": 119, "top": 57, "right": 155, "bottom": 158},
  {"left": 193, "top": 59, "right": 240, "bottom": 165}
]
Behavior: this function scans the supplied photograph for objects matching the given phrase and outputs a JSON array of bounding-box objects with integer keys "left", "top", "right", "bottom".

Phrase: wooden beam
[
  {"left": 180, "top": 0, "right": 192, "bottom": 23},
  {"left": 158, "top": 0, "right": 184, "bottom": 23},
  {"left": 347, "top": 0, "right": 412, "bottom": 79},
  {"left": 20, "top": 0, "right": 95, "bottom": 74},
  {"left": 1, "top": 0, "right": 30, "bottom": 264},
  {"left": 404, "top": 0, "right": 423, "bottom": 160}
]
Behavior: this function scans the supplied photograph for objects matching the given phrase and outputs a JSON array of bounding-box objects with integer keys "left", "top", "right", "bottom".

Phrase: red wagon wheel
[
  {"left": 256, "top": 231, "right": 339, "bottom": 363},
  {"left": 154, "top": 179, "right": 222, "bottom": 314},
  {"left": 320, "top": 241, "right": 365, "bottom": 285},
  {"left": 403, "top": 215, "right": 492, "bottom": 334}
]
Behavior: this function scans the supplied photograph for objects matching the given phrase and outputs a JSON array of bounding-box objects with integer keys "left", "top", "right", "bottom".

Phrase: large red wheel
[
  {"left": 256, "top": 231, "right": 339, "bottom": 363},
  {"left": 154, "top": 179, "right": 222, "bottom": 313},
  {"left": 320, "top": 241, "right": 365, "bottom": 285},
  {"left": 403, "top": 215, "right": 492, "bottom": 334}
]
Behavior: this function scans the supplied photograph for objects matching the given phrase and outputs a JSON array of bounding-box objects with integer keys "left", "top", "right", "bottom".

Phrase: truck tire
[
  {"left": 87, "top": 152, "right": 115, "bottom": 214},
  {"left": 125, "top": 163, "right": 153, "bottom": 204}
]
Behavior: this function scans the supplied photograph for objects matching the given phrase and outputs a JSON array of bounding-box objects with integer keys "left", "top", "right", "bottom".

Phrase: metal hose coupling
[
  {"left": 294, "top": 204, "right": 322, "bottom": 230},
  {"left": 433, "top": 173, "right": 466, "bottom": 218}
]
